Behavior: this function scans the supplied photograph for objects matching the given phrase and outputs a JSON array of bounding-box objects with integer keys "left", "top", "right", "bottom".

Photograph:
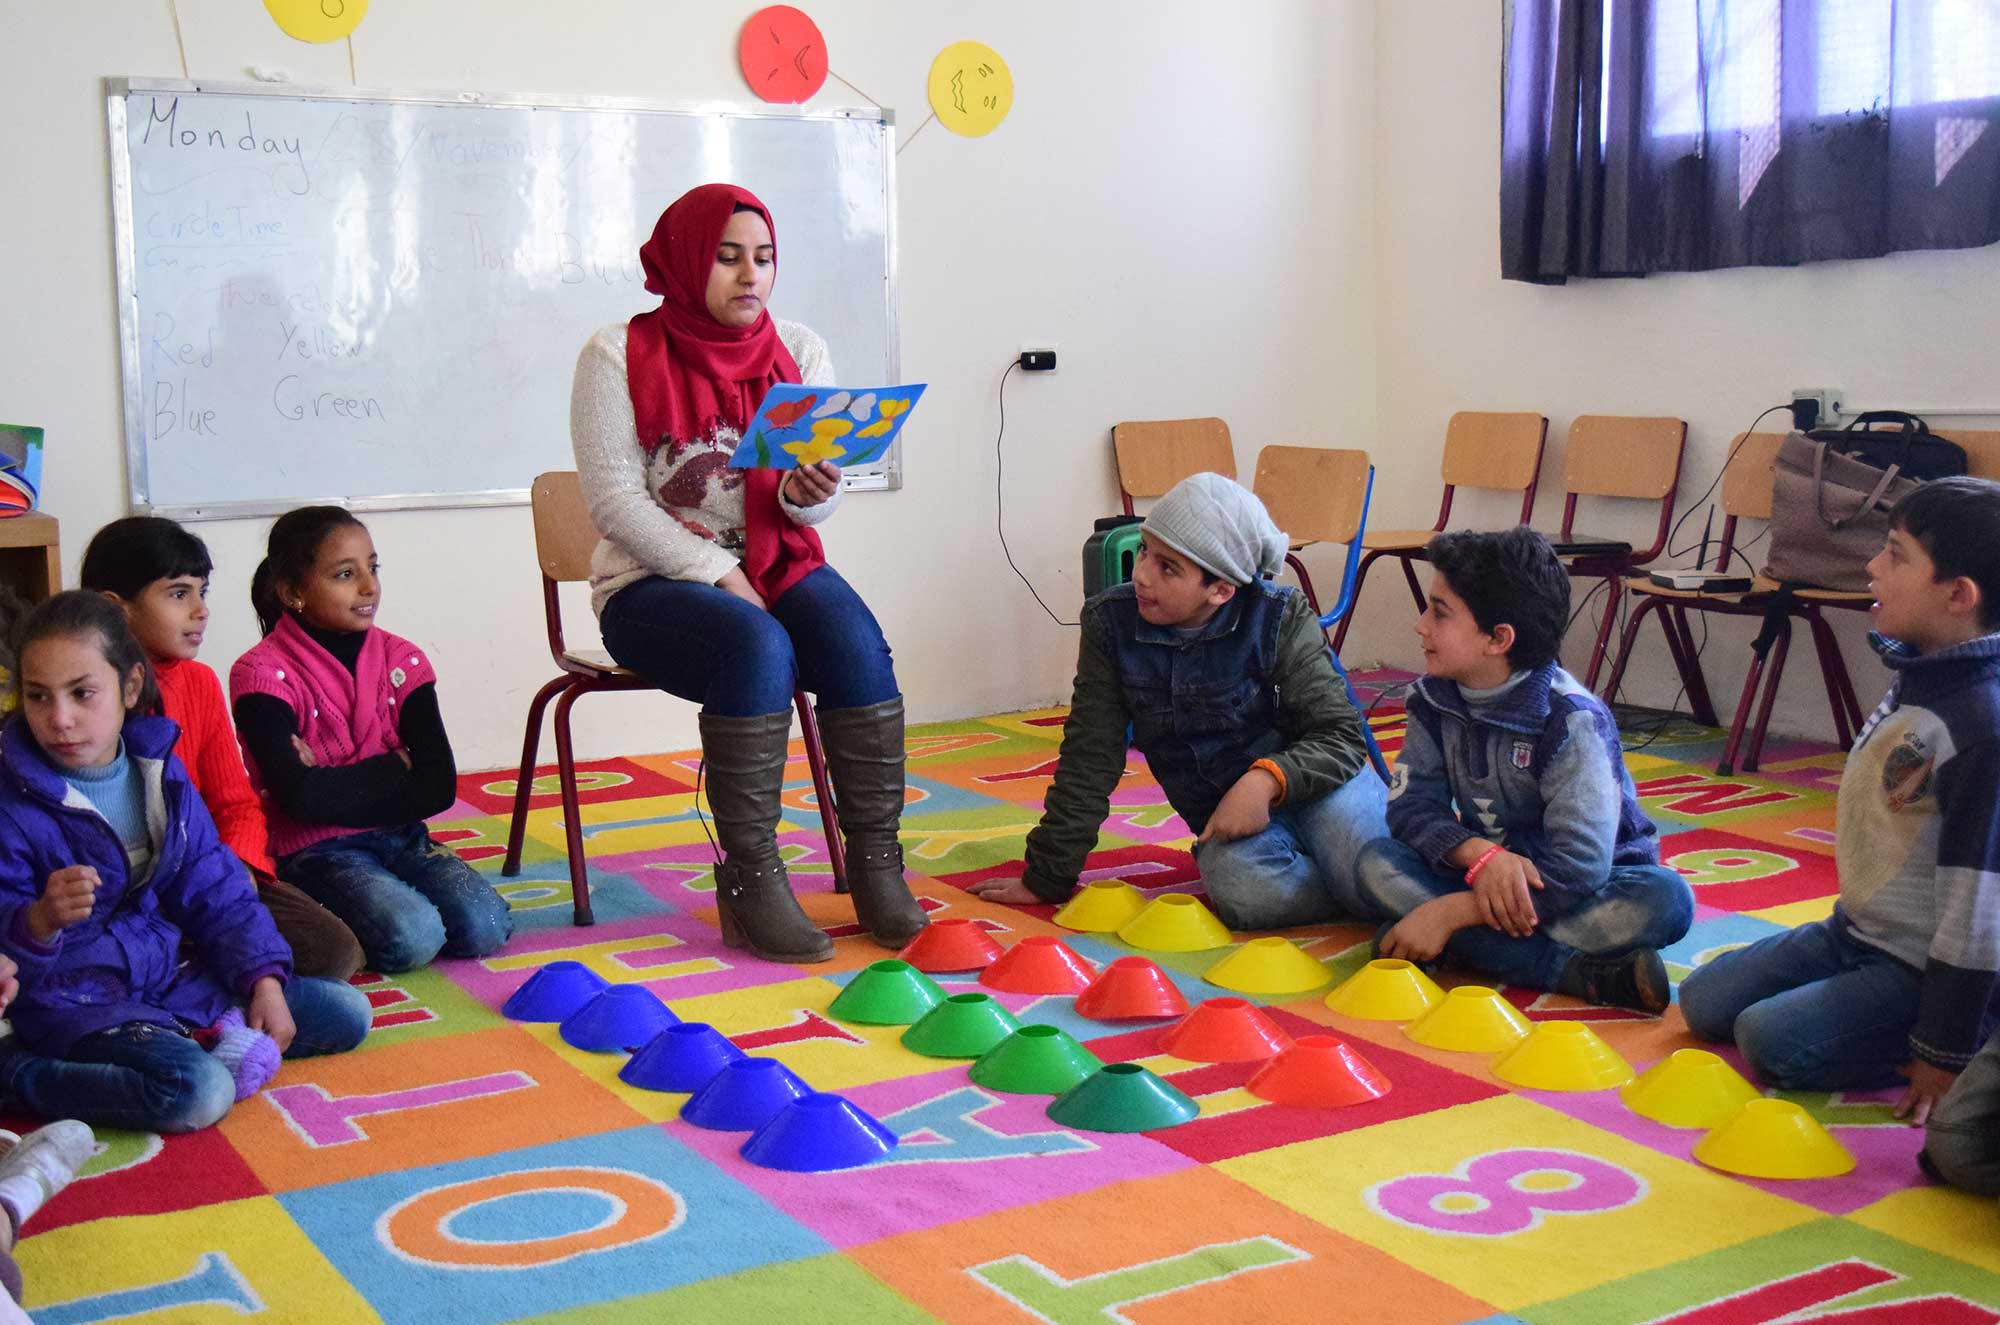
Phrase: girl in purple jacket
[{"left": 0, "top": 592, "right": 371, "bottom": 1134}]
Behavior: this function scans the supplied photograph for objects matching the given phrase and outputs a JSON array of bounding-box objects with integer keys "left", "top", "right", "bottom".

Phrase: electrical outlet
[
  {"left": 1789, "top": 386, "right": 1842, "bottom": 429},
  {"left": 1019, "top": 341, "right": 1059, "bottom": 373}
]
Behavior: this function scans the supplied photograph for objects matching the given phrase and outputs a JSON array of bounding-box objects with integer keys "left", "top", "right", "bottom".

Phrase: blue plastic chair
[{"left": 1253, "top": 448, "right": 1393, "bottom": 784}]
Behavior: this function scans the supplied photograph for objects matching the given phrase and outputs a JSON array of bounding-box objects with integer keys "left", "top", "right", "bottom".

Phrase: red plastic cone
[
  {"left": 1247, "top": 1035, "right": 1392, "bottom": 1107},
  {"left": 980, "top": 936, "right": 1097, "bottom": 995},
  {"left": 898, "top": 918, "right": 1003, "bottom": 973},
  {"left": 1074, "top": 956, "right": 1192, "bottom": 1021},
  {"left": 1158, "top": 997, "right": 1293, "bottom": 1062}
]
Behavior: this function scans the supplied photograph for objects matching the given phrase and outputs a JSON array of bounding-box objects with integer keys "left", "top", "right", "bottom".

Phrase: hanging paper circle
[
  {"left": 927, "top": 41, "right": 1013, "bottom": 138},
  {"left": 739, "top": 6, "right": 830, "bottom": 104},
  {"left": 263, "top": 0, "right": 369, "bottom": 44}
]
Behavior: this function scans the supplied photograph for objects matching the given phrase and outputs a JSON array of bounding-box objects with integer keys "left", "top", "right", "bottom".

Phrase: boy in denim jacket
[
  {"left": 970, "top": 474, "right": 1388, "bottom": 928},
  {"left": 1357, "top": 528, "right": 1693, "bottom": 1011},
  {"left": 1680, "top": 479, "right": 2000, "bottom": 1137}
]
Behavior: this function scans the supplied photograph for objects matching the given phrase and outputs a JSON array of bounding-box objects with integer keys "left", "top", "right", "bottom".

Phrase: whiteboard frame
[{"left": 106, "top": 77, "right": 903, "bottom": 522}]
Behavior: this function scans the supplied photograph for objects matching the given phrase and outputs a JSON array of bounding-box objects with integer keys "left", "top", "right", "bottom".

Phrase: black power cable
[{"left": 994, "top": 359, "right": 1079, "bottom": 627}]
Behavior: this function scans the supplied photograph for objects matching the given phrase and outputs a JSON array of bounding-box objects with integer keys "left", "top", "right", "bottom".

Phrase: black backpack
[{"left": 1807, "top": 410, "right": 1968, "bottom": 483}]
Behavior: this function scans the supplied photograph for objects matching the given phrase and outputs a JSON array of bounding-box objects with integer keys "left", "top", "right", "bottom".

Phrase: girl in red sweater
[{"left": 80, "top": 517, "right": 365, "bottom": 980}]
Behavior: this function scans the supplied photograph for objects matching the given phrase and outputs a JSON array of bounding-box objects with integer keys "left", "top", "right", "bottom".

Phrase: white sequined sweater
[{"left": 569, "top": 319, "right": 840, "bottom": 615}]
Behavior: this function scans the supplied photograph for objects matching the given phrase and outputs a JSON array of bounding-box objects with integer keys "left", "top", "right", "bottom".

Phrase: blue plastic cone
[
  {"left": 740, "top": 1093, "right": 899, "bottom": 1172},
  {"left": 558, "top": 985, "right": 680, "bottom": 1053},
  {"left": 502, "top": 960, "right": 609, "bottom": 1023},
  {"left": 680, "top": 1057, "right": 811, "bottom": 1131},
  {"left": 619, "top": 1022, "right": 746, "bottom": 1093}
]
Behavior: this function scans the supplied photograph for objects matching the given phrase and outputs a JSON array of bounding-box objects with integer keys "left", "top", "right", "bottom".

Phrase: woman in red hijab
[{"left": 569, "top": 183, "right": 925, "bottom": 963}]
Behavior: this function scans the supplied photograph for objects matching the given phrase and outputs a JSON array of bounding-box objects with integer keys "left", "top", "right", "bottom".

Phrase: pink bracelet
[{"left": 1463, "top": 844, "right": 1504, "bottom": 885}]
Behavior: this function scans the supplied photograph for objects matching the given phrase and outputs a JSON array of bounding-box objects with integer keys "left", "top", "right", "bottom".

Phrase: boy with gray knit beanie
[{"left": 970, "top": 473, "right": 1388, "bottom": 928}]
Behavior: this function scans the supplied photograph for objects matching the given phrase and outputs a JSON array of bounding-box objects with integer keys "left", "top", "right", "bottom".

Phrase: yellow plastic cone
[
  {"left": 1492, "top": 1021, "right": 1635, "bottom": 1091},
  {"left": 1204, "top": 937, "right": 1334, "bottom": 995},
  {"left": 1052, "top": 881, "right": 1148, "bottom": 933},
  {"left": 1620, "top": 1049, "right": 1763, "bottom": 1130},
  {"left": 1693, "top": 1098, "right": 1855, "bottom": 1179},
  {"left": 1323, "top": 959, "right": 1446, "bottom": 1022},
  {"left": 1116, "top": 894, "right": 1234, "bottom": 953},
  {"left": 1405, "top": 985, "right": 1532, "bottom": 1053}
]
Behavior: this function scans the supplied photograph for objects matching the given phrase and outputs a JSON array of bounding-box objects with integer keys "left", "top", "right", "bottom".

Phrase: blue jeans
[
  {"left": 1192, "top": 772, "right": 1390, "bottom": 929},
  {"left": 1925, "top": 1027, "right": 2000, "bottom": 1196},
  {"left": 0, "top": 976, "right": 372, "bottom": 1133},
  {"left": 283, "top": 822, "right": 514, "bottom": 972},
  {"left": 1356, "top": 840, "right": 1695, "bottom": 991},
  {"left": 1678, "top": 914, "right": 1921, "bottom": 1090},
  {"left": 600, "top": 565, "right": 898, "bottom": 717}
]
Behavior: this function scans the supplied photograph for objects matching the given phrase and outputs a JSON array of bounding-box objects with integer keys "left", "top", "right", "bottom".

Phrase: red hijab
[{"left": 626, "top": 183, "right": 825, "bottom": 603}]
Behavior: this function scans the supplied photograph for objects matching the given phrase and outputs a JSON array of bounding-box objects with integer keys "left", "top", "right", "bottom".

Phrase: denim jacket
[
  {"left": 1387, "top": 663, "right": 1659, "bottom": 906},
  {"left": 1021, "top": 581, "right": 1370, "bottom": 901}
]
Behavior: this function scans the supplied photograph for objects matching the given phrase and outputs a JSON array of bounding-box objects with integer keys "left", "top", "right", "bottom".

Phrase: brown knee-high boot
[
  {"left": 699, "top": 710, "right": 835, "bottom": 964},
  {"left": 816, "top": 697, "right": 929, "bottom": 946}
]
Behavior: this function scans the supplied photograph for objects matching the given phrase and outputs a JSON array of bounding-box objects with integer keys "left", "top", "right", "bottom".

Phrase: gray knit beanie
[{"left": 1141, "top": 472, "right": 1288, "bottom": 586}]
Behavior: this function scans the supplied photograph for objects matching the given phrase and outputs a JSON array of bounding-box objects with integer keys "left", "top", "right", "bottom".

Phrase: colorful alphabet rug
[{"left": 16, "top": 674, "right": 1998, "bottom": 1323}]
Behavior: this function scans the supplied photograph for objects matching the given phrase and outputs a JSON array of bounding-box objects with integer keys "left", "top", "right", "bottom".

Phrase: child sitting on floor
[
  {"left": 81, "top": 516, "right": 364, "bottom": 980},
  {"left": 969, "top": 472, "right": 1388, "bottom": 928},
  {"left": 230, "top": 507, "right": 513, "bottom": 973},
  {"left": 1356, "top": 527, "right": 1693, "bottom": 1012},
  {"left": 1682, "top": 477, "right": 2000, "bottom": 1125},
  {"left": 0, "top": 592, "right": 371, "bottom": 1133}
]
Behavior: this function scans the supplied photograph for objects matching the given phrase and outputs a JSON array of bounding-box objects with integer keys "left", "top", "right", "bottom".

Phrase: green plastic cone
[
  {"left": 900, "top": 992, "right": 1023, "bottom": 1059},
  {"left": 829, "top": 960, "right": 947, "bottom": 1026},
  {"left": 969, "top": 1025, "right": 1104, "bottom": 1095},
  {"left": 1047, "top": 1062, "right": 1199, "bottom": 1132}
]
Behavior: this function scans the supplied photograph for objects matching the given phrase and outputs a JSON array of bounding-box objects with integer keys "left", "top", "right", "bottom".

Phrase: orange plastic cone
[
  {"left": 979, "top": 936, "right": 1097, "bottom": 996},
  {"left": 1074, "top": 956, "right": 1192, "bottom": 1021},
  {"left": 1158, "top": 997, "right": 1292, "bottom": 1062},
  {"left": 1247, "top": 1035, "right": 1392, "bottom": 1107}
]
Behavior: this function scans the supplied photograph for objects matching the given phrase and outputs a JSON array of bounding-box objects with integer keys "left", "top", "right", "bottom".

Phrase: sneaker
[
  {"left": 1558, "top": 949, "right": 1671, "bottom": 1014},
  {"left": 0, "top": 1120, "right": 94, "bottom": 1230}
]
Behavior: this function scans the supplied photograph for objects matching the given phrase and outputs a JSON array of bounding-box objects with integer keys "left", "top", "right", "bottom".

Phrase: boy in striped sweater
[{"left": 1681, "top": 478, "right": 2000, "bottom": 1136}]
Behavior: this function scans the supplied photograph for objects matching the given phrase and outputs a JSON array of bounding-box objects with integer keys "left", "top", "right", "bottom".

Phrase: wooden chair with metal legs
[
  {"left": 1251, "top": 443, "right": 1372, "bottom": 618},
  {"left": 1332, "top": 412, "right": 1547, "bottom": 654},
  {"left": 1111, "top": 417, "right": 1237, "bottom": 514},
  {"left": 1250, "top": 444, "right": 1391, "bottom": 780},
  {"left": 1599, "top": 429, "right": 2000, "bottom": 773},
  {"left": 1554, "top": 415, "right": 1688, "bottom": 689},
  {"left": 501, "top": 471, "right": 846, "bottom": 926},
  {"left": 1597, "top": 433, "right": 1857, "bottom": 773}
]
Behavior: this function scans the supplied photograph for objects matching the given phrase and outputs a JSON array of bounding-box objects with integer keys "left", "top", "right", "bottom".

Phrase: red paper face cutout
[{"left": 739, "top": 6, "right": 829, "bottom": 104}]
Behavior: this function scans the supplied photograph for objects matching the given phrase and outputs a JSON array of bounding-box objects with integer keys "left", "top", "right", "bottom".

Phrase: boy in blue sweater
[
  {"left": 1682, "top": 478, "right": 2000, "bottom": 1134},
  {"left": 1357, "top": 528, "right": 1693, "bottom": 1012}
]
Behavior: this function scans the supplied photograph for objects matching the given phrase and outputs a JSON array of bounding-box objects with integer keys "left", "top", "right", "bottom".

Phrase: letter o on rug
[{"left": 378, "top": 1166, "right": 685, "bottom": 1268}]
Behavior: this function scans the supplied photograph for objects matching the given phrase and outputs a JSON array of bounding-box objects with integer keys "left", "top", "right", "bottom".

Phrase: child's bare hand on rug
[
  {"left": 966, "top": 875, "right": 1041, "bottom": 906},
  {"left": 0, "top": 955, "right": 17, "bottom": 1016},
  {"left": 1894, "top": 1059, "right": 1958, "bottom": 1126},
  {"left": 1379, "top": 892, "right": 1481, "bottom": 963},
  {"left": 1195, "top": 767, "right": 1279, "bottom": 846},
  {"left": 246, "top": 976, "right": 296, "bottom": 1053},
  {"left": 28, "top": 866, "right": 99, "bottom": 942},
  {"left": 1469, "top": 851, "right": 1543, "bottom": 936}
]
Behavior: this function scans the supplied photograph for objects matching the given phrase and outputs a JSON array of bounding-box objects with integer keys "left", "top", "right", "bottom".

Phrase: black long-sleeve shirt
[{"left": 232, "top": 621, "right": 458, "bottom": 828}]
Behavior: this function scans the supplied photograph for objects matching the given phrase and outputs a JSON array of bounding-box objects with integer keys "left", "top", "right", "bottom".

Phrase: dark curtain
[{"left": 1503, "top": 0, "right": 2000, "bottom": 282}]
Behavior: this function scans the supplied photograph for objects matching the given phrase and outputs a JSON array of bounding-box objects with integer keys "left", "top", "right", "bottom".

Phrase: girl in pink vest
[{"left": 229, "top": 507, "right": 512, "bottom": 972}]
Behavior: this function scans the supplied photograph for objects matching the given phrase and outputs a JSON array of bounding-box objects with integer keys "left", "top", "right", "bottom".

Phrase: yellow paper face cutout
[
  {"left": 928, "top": 41, "right": 1013, "bottom": 138},
  {"left": 264, "top": 0, "right": 370, "bottom": 43}
]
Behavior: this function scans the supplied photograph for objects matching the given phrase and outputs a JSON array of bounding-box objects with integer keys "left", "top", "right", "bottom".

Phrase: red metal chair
[
  {"left": 500, "top": 472, "right": 845, "bottom": 925},
  {"left": 1554, "top": 415, "right": 1688, "bottom": 689}
]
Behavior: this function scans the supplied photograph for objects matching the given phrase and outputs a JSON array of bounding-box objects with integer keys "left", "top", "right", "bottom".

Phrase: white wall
[
  {"left": 0, "top": 0, "right": 1379, "bottom": 770},
  {"left": 1358, "top": 3, "right": 2000, "bottom": 740}
]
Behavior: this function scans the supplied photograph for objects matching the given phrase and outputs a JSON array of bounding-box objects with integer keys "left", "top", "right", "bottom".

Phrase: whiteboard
[{"left": 106, "top": 78, "right": 901, "bottom": 519}]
